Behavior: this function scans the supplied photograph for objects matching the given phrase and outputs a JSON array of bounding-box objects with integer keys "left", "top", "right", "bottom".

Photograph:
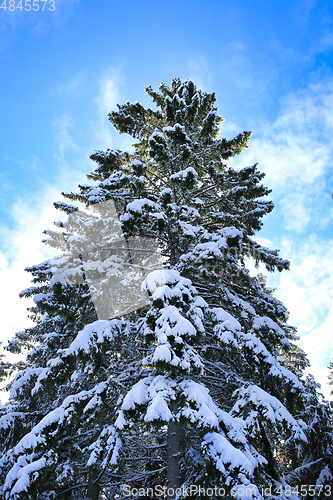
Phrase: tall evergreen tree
[{"left": 0, "top": 79, "right": 332, "bottom": 500}]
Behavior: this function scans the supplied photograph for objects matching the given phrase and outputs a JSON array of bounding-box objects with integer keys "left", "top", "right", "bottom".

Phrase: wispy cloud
[
  {"left": 239, "top": 233, "right": 333, "bottom": 398},
  {"left": 184, "top": 54, "right": 212, "bottom": 92},
  {"left": 216, "top": 40, "right": 278, "bottom": 110},
  {"left": 279, "top": 237, "right": 333, "bottom": 330},
  {"left": 227, "top": 79, "right": 333, "bottom": 398},
  {"left": 95, "top": 73, "right": 121, "bottom": 118},
  {"left": 4, "top": 154, "right": 39, "bottom": 173},
  {"left": 53, "top": 111, "right": 79, "bottom": 161},
  {"left": 270, "top": 236, "right": 333, "bottom": 398},
  {"left": 0, "top": 185, "right": 66, "bottom": 347},
  {"left": 92, "top": 68, "right": 134, "bottom": 153},
  {"left": 32, "top": 0, "right": 81, "bottom": 34},
  {"left": 52, "top": 68, "right": 90, "bottom": 99},
  {"left": 0, "top": 0, "right": 81, "bottom": 51},
  {"left": 0, "top": 69, "right": 127, "bottom": 358},
  {"left": 0, "top": 69, "right": 125, "bottom": 353},
  {"left": 0, "top": 186, "right": 71, "bottom": 403},
  {"left": 93, "top": 71, "right": 121, "bottom": 147},
  {"left": 232, "top": 79, "right": 333, "bottom": 231},
  {"left": 245, "top": 235, "right": 333, "bottom": 398},
  {"left": 243, "top": 83, "right": 333, "bottom": 185},
  {"left": 51, "top": 110, "right": 90, "bottom": 190},
  {"left": 279, "top": 192, "right": 311, "bottom": 232}
]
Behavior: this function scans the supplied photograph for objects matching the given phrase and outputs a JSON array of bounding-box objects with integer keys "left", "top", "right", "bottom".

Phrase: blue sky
[{"left": 1, "top": 0, "right": 333, "bottom": 397}]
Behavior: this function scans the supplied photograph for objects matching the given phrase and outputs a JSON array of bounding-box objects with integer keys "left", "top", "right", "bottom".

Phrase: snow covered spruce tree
[{"left": 1, "top": 78, "right": 332, "bottom": 499}]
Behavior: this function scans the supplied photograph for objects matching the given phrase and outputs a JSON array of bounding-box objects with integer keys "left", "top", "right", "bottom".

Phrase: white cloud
[
  {"left": 96, "top": 74, "right": 121, "bottom": 118},
  {"left": 0, "top": 0, "right": 80, "bottom": 50},
  {"left": 216, "top": 40, "right": 278, "bottom": 108},
  {"left": 92, "top": 68, "right": 134, "bottom": 153},
  {"left": 3, "top": 154, "right": 39, "bottom": 173},
  {"left": 279, "top": 192, "right": 311, "bottom": 232},
  {"left": 237, "top": 233, "right": 333, "bottom": 399},
  {"left": 52, "top": 68, "right": 90, "bottom": 98},
  {"left": 0, "top": 185, "right": 67, "bottom": 346},
  {"left": 52, "top": 110, "right": 91, "bottom": 192},
  {"left": 300, "top": 317, "right": 333, "bottom": 399},
  {"left": 0, "top": 68, "right": 127, "bottom": 351},
  {"left": 279, "top": 237, "right": 333, "bottom": 330},
  {"left": 184, "top": 55, "right": 212, "bottom": 92},
  {"left": 268, "top": 236, "right": 333, "bottom": 399},
  {"left": 219, "top": 120, "right": 241, "bottom": 140},
  {"left": 300, "top": 314, "right": 333, "bottom": 370},
  {"left": 164, "top": 54, "right": 212, "bottom": 96},
  {"left": 0, "top": 183, "right": 84, "bottom": 403},
  {"left": 231, "top": 79, "right": 333, "bottom": 232},
  {"left": 254, "top": 236, "right": 273, "bottom": 248},
  {"left": 225, "top": 79, "right": 333, "bottom": 399},
  {"left": 235, "top": 83, "right": 333, "bottom": 186},
  {"left": 53, "top": 111, "right": 79, "bottom": 161},
  {"left": 32, "top": 0, "right": 81, "bottom": 34}
]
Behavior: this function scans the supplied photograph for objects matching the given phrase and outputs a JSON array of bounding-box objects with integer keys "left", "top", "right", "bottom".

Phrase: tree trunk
[
  {"left": 167, "top": 401, "right": 184, "bottom": 499},
  {"left": 259, "top": 420, "right": 280, "bottom": 481},
  {"left": 87, "top": 468, "right": 100, "bottom": 500},
  {"left": 167, "top": 248, "right": 183, "bottom": 499}
]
